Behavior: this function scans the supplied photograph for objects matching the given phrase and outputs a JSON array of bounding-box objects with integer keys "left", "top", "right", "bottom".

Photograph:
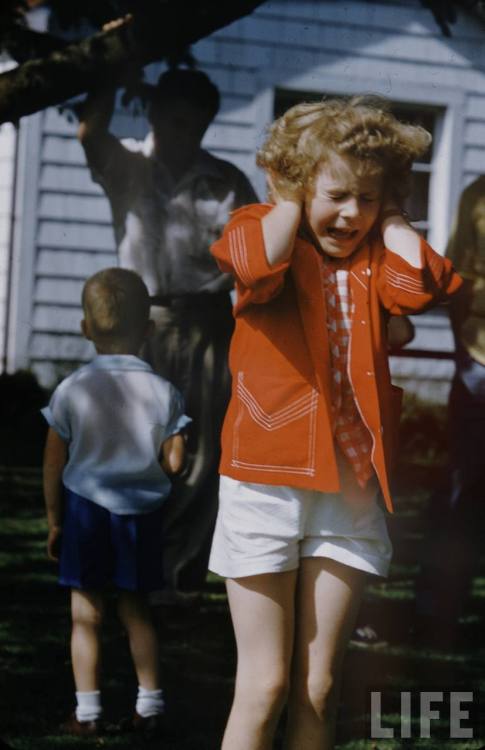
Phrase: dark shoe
[
  {"left": 59, "top": 712, "right": 102, "bottom": 736},
  {"left": 119, "top": 711, "right": 164, "bottom": 740}
]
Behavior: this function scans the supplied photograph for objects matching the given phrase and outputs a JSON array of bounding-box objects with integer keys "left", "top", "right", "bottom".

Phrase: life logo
[{"left": 369, "top": 689, "right": 481, "bottom": 740}]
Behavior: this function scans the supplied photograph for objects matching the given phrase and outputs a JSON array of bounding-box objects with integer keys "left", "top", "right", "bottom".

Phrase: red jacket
[{"left": 212, "top": 204, "right": 462, "bottom": 512}]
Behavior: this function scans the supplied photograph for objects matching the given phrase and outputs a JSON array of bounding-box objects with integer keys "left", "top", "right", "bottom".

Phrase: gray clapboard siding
[
  {"left": 36, "top": 277, "right": 85, "bottom": 305},
  {"left": 33, "top": 305, "right": 83, "bottom": 333},
  {"left": 37, "top": 221, "right": 116, "bottom": 252},
  {"left": 40, "top": 164, "right": 104, "bottom": 194},
  {"left": 218, "top": 95, "right": 257, "bottom": 125},
  {"left": 203, "top": 121, "right": 257, "bottom": 153},
  {"left": 464, "top": 148, "right": 485, "bottom": 172},
  {"left": 42, "top": 136, "right": 86, "bottom": 166},
  {"left": 37, "top": 249, "right": 117, "bottom": 278},
  {"left": 38, "top": 194, "right": 112, "bottom": 223},
  {"left": 255, "top": 0, "right": 483, "bottom": 40},
  {"left": 465, "top": 121, "right": 485, "bottom": 146},
  {"left": 266, "top": 47, "right": 483, "bottom": 90},
  {"left": 223, "top": 16, "right": 481, "bottom": 69},
  {"left": 43, "top": 109, "right": 82, "bottom": 137},
  {"left": 466, "top": 94, "right": 485, "bottom": 118}
]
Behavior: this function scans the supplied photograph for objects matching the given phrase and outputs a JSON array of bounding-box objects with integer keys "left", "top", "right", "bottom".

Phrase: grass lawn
[{"left": 1, "top": 414, "right": 485, "bottom": 748}]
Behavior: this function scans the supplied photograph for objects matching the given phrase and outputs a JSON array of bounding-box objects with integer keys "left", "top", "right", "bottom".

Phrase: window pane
[{"left": 404, "top": 172, "right": 430, "bottom": 222}]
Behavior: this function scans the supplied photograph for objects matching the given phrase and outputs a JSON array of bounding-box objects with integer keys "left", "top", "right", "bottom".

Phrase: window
[{"left": 273, "top": 89, "right": 440, "bottom": 239}]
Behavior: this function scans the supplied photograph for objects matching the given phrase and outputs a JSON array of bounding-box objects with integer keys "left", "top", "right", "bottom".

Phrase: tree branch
[
  {"left": 0, "top": 24, "right": 67, "bottom": 63},
  {"left": 0, "top": 0, "right": 265, "bottom": 125}
]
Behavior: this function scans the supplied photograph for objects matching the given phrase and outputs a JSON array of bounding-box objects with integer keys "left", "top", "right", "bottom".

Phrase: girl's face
[{"left": 304, "top": 155, "right": 383, "bottom": 258}]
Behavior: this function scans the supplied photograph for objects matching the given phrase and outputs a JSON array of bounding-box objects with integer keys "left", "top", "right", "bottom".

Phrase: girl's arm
[
  {"left": 380, "top": 206, "right": 422, "bottom": 269},
  {"left": 376, "top": 205, "right": 462, "bottom": 314},
  {"left": 261, "top": 200, "right": 302, "bottom": 267},
  {"left": 261, "top": 173, "right": 302, "bottom": 267},
  {"left": 43, "top": 427, "right": 68, "bottom": 561},
  {"left": 161, "top": 433, "right": 186, "bottom": 475}
]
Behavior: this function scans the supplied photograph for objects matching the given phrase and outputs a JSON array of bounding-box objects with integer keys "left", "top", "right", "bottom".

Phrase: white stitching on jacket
[
  {"left": 231, "top": 372, "right": 318, "bottom": 476},
  {"left": 385, "top": 266, "right": 425, "bottom": 294},
  {"left": 228, "top": 226, "right": 255, "bottom": 286},
  {"left": 237, "top": 376, "right": 317, "bottom": 430}
]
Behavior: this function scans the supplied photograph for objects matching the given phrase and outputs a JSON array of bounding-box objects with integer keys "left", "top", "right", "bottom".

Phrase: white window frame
[{"left": 254, "top": 71, "right": 465, "bottom": 254}]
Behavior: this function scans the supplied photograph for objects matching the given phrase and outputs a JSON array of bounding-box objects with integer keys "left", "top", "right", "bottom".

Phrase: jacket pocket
[{"left": 231, "top": 371, "right": 319, "bottom": 476}]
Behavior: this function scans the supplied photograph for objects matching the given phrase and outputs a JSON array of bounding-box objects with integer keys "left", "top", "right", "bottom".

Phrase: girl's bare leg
[
  {"left": 284, "top": 558, "right": 367, "bottom": 750},
  {"left": 221, "top": 570, "right": 298, "bottom": 750}
]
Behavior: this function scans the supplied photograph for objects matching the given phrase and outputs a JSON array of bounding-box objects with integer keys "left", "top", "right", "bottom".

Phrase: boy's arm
[
  {"left": 43, "top": 427, "right": 68, "bottom": 561},
  {"left": 160, "top": 433, "right": 186, "bottom": 475}
]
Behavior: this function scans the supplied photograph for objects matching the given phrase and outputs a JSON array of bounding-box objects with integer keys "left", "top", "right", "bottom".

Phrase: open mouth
[{"left": 326, "top": 227, "right": 358, "bottom": 240}]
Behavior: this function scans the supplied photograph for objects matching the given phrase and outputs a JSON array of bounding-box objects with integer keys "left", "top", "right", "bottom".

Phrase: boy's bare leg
[
  {"left": 71, "top": 589, "right": 105, "bottom": 691},
  {"left": 284, "top": 558, "right": 366, "bottom": 750},
  {"left": 221, "top": 570, "right": 297, "bottom": 750},
  {"left": 117, "top": 591, "right": 160, "bottom": 689}
]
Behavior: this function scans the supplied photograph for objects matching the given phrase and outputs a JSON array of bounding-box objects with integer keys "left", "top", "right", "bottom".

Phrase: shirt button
[
  {"left": 366, "top": 370, "right": 374, "bottom": 376},
  {"left": 366, "top": 268, "right": 372, "bottom": 276},
  {"left": 361, "top": 320, "right": 366, "bottom": 325}
]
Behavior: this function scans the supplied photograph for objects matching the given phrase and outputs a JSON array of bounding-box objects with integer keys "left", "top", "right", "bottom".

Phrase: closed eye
[{"left": 325, "top": 192, "right": 348, "bottom": 201}]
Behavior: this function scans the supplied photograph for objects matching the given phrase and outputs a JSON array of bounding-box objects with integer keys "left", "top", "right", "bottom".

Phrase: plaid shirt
[{"left": 320, "top": 256, "right": 374, "bottom": 487}]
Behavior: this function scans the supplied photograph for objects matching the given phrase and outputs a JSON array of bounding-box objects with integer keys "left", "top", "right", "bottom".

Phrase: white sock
[
  {"left": 75, "top": 690, "right": 102, "bottom": 722},
  {"left": 136, "top": 686, "right": 165, "bottom": 718}
]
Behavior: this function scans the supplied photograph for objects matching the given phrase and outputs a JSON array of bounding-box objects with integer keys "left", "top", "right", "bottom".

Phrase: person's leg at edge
[
  {"left": 284, "top": 558, "right": 367, "bottom": 750},
  {"left": 70, "top": 588, "right": 105, "bottom": 721},
  {"left": 221, "top": 570, "right": 298, "bottom": 750}
]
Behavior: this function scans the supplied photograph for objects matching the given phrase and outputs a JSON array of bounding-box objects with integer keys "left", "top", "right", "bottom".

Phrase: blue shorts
[{"left": 59, "top": 488, "right": 164, "bottom": 592}]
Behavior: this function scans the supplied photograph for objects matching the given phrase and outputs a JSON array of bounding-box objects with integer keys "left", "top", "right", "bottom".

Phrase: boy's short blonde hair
[
  {"left": 82, "top": 267, "right": 150, "bottom": 343},
  {"left": 256, "top": 95, "right": 432, "bottom": 202}
]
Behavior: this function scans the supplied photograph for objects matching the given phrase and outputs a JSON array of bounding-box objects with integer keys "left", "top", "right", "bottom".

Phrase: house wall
[
  {"left": 0, "top": 60, "right": 17, "bottom": 370},
  {"left": 7, "top": 0, "right": 485, "bottom": 396}
]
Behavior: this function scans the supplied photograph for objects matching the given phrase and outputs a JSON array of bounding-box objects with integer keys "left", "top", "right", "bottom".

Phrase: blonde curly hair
[{"left": 256, "top": 95, "right": 432, "bottom": 203}]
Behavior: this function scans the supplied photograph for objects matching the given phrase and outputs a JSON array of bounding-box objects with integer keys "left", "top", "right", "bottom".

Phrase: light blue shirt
[{"left": 42, "top": 355, "right": 191, "bottom": 514}]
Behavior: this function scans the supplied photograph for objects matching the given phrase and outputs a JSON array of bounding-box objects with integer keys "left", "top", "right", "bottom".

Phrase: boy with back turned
[{"left": 42, "top": 267, "right": 190, "bottom": 737}]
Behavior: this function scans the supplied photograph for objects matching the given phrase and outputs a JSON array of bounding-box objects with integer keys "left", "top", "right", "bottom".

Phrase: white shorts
[{"left": 209, "top": 476, "right": 392, "bottom": 579}]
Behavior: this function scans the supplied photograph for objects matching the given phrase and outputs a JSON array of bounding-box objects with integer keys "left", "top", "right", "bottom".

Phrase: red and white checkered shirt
[{"left": 320, "top": 256, "right": 374, "bottom": 488}]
